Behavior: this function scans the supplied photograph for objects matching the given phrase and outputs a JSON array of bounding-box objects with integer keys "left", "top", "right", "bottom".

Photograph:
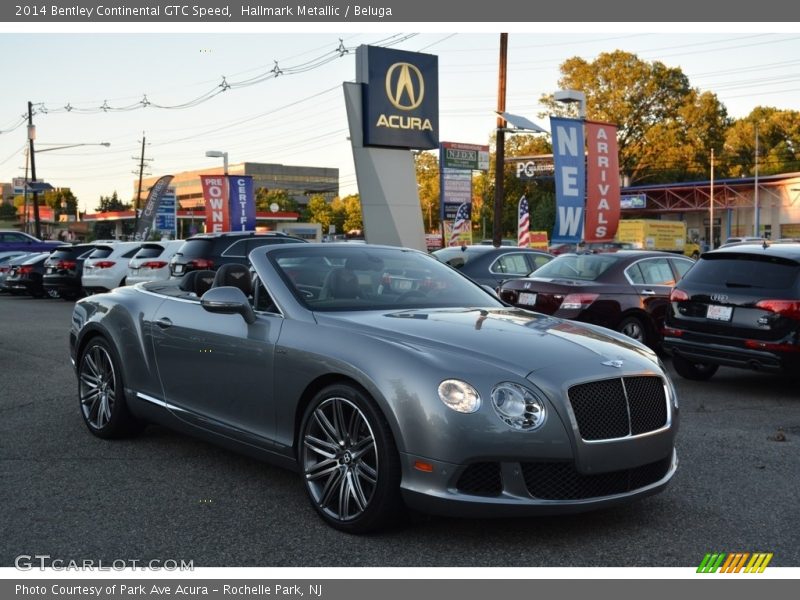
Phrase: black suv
[
  {"left": 42, "top": 243, "right": 96, "bottom": 300},
  {"left": 168, "top": 231, "right": 306, "bottom": 277},
  {"left": 664, "top": 243, "right": 800, "bottom": 380}
]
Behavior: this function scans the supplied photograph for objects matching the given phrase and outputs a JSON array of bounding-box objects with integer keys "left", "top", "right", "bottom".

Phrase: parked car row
[{"left": 1, "top": 231, "right": 310, "bottom": 301}]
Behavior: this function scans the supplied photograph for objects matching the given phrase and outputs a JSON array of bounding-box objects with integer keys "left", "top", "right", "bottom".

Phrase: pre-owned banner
[
  {"left": 201, "top": 175, "right": 230, "bottom": 233},
  {"left": 135, "top": 175, "right": 174, "bottom": 241},
  {"left": 550, "top": 117, "right": 585, "bottom": 243},
  {"left": 228, "top": 175, "right": 256, "bottom": 232},
  {"left": 584, "top": 121, "right": 621, "bottom": 242}
]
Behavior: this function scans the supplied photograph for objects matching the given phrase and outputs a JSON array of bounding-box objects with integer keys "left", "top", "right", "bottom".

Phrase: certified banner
[
  {"left": 584, "top": 121, "right": 620, "bottom": 242},
  {"left": 228, "top": 175, "right": 256, "bottom": 232},
  {"left": 135, "top": 175, "right": 174, "bottom": 241},
  {"left": 201, "top": 175, "right": 230, "bottom": 234},
  {"left": 550, "top": 117, "right": 585, "bottom": 243}
]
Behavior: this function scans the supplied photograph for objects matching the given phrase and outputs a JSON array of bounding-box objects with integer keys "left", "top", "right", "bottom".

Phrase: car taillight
[
  {"left": 560, "top": 293, "right": 598, "bottom": 310},
  {"left": 0, "top": 266, "right": 9, "bottom": 274},
  {"left": 57, "top": 260, "right": 76, "bottom": 270},
  {"left": 142, "top": 261, "right": 168, "bottom": 269},
  {"left": 93, "top": 261, "right": 116, "bottom": 269},
  {"left": 189, "top": 258, "right": 214, "bottom": 269},
  {"left": 755, "top": 300, "right": 800, "bottom": 321},
  {"left": 18, "top": 265, "right": 33, "bottom": 275},
  {"left": 670, "top": 288, "right": 689, "bottom": 302}
]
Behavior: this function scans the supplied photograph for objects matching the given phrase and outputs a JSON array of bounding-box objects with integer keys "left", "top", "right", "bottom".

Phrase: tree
[
  {"left": 94, "top": 191, "right": 132, "bottom": 239},
  {"left": 414, "top": 151, "right": 440, "bottom": 232},
  {"left": 255, "top": 188, "right": 299, "bottom": 213},
  {"left": 540, "top": 50, "right": 729, "bottom": 184},
  {"left": 95, "top": 191, "right": 129, "bottom": 213},
  {"left": 306, "top": 194, "right": 334, "bottom": 233},
  {"left": 724, "top": 107, "right": 800, "bottom": 177}
]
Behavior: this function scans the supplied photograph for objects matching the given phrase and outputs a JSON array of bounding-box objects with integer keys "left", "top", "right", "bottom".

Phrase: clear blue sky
[{"left": 1, "top": 26, "right": 799, "bottom": 214}]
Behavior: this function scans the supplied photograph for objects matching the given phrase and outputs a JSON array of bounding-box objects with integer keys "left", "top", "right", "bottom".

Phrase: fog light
[{"left": 491, "top": 382, "right": 547, "bottom": 431}]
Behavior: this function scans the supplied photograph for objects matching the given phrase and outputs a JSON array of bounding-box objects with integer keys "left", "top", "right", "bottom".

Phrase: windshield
[
  {"left": 269, "top": 246, "right": 503, "bottom": 311},
  {"left": 532, "top": 253, "right": 620, "bottom": 281}
]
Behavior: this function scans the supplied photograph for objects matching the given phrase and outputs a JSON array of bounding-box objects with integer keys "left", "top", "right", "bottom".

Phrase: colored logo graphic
[
  {"left": 385, "top": 62, "right": 424, "bottom": 110},
  {"left": 697, "top": 552, "right": 773, "bottom": 573}
]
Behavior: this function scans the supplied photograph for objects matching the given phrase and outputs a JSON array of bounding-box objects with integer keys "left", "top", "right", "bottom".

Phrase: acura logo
[
  {"left": 710, "top": 293, "right": 728, "bottom": 302},
  {"left": 385, "top": 62, "right": 425, "bottom": 110}
]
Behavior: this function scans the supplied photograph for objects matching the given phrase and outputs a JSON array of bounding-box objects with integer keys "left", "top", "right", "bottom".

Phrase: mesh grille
[
  {"left": 456, "top": 462, "right": 502, "bottom": 496},
  {"left": 522, "top": 457, "right": 671, "bottom": 500},
  {"left": 625, "top": 376, "right": 669, "bottom": 435},
  {"left": 568, "top": 376, "right": 667, "bottom": 441}
]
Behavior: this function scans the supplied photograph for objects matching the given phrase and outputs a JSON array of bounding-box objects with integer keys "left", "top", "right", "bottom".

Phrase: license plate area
[
  {"left": 706, "top": 305, "right": 733, "bottom": 321},
  {"left": 518, "top": 292, "right": 537, "bottom": 306}
]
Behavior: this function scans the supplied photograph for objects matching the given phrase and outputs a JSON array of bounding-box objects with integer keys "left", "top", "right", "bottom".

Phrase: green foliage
[
  {"left": 724, "top": 107, "right": 800, "bottom": 177},
  {"left": 0, "top": 203, "right": 18, "bottom": 218},
  {"left": 414, "top": 151, "right": 441, "bottom": 231},
  {"left": 95, "top": 191, "right": 129, "bottom": 213},
  {"left": 255, "top": 188, "right": 299, "bottom": 213}
]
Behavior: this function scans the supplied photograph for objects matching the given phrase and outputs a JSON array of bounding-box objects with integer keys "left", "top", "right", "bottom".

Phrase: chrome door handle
[
  {"left": 641, "top": 289, "right": 656, "bottom": 296},
  {"left": 156, "top": 317, "right": 173, "bottom": 329}
]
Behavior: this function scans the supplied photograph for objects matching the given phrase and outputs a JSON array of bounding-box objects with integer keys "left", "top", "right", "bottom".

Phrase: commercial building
[{"left": 138, "top": 162, "right": 339, "bottom": 210}]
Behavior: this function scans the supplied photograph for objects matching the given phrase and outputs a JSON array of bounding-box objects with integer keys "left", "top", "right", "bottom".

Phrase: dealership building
[{"left": 138, "top": 161, "right": 339, "bottom": 210}]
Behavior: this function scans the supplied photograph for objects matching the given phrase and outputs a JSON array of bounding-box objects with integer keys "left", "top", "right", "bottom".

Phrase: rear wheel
[
  {"left": 300, "top": 384, "right": 403, "bottom": 533},
  {"left": 78, "top": 337, "right": 142, "bottom": 438},
  {"left": 672, "top": 353, "right": 719, "bottom": 381},
  {"left": 617, "top": 315, "right": 650, "bottom": 347}
]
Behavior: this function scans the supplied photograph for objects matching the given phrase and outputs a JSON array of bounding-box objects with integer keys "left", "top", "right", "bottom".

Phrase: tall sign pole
[
  {"left": 27, "top": 101, "right": 42, "bottom": 240},
  {"left": 492, "top": 33, "right": 508, "bottom": 248}
]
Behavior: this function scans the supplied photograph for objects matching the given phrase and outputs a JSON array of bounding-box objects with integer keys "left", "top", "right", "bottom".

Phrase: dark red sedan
[{"left": 497, "top": 251, "right": 695, "bottom": 348}]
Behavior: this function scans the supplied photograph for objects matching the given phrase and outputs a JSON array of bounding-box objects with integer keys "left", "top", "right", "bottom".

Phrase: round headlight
[
  {"left": 491, "top": 382, "right": 547, "bottom": 431},
  {"left": 438, "top": 379, "right": 480, "bottom": 413}
]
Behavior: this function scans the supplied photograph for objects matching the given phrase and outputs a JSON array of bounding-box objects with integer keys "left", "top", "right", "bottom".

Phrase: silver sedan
[{"left": 70, "top": 244, "right": 679, "bottom": 533}]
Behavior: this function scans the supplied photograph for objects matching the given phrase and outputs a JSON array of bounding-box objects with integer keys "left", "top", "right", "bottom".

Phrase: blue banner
[
  {"left": 228, "top": 175, "right": 256, "bottom": 232},
  {"left": 550, "top": 117, "right": 585, "bottom": 243}
]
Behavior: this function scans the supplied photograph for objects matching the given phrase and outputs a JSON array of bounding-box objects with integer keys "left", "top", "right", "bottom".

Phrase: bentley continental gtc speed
[{"left": 70, "top": 244, "right": 679, "bottom": 533}]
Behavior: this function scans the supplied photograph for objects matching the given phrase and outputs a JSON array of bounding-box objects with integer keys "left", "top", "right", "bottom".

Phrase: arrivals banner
[
  {"left": 550, "top": 117, "right": 585, "bottom": 243},
  {"left": 201, "top": 175, "right": 230, "bottom": 233},
  {"left": 584, "top": 121, "right": 621, "bottom": 242},
  {"left": 228, "top": 175, "right": 256, "bottom": 232},
  {"left": 135, "top": 174, "right": 174, "bottom": 241}
]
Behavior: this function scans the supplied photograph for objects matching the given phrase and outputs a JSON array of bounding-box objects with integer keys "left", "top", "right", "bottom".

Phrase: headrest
[{"left": 212, "top": 263, "right": 252, "bottom": 297}]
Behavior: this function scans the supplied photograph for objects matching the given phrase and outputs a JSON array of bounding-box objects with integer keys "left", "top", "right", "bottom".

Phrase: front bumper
[{"left": 399, "top": 448, "right": 677, "bottom": 518}]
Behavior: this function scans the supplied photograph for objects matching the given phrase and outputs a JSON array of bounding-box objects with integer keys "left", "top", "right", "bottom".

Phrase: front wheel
[
  {"left": 300, "top": 384, "right": 403, "bottom": 533},
  {"left": 672, "top": 353, "right": 719, "bottom": 381},
  {"left": 78, "top": 337, "right": 143, "bottom": 438}
]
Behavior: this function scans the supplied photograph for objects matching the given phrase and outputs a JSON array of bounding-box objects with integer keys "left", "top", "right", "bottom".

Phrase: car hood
[{"left": 316, "top": 307, "right": 658, "bottom": 378}]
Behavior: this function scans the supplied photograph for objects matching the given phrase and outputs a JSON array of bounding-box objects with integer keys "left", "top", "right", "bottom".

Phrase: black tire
[
  {"left": 672, "top": 353, "right": 719, "bottom": 381},
  {"left": 77, "top": 337, "right": 143, "bottom": 438},
  {"left": 299, "top": 383, "right": 403, "bottom": 533},
  {"left": 617, "top": 315, "right": 650, "bottom": 347}
]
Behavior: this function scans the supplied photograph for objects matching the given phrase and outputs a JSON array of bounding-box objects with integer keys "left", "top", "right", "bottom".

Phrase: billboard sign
[
  {"left": 440, "top": 142, "right": 489, "bottom": 171},
  {"left": 360, "top": 45, "right": 439, "bottom": 149},
  {"left": 440, "top": 168, "right": 472, "bottom": 220}
]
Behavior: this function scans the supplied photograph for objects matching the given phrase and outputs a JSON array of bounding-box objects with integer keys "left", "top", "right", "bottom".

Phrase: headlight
[
  {"left": 491, "top": 382, "right": 547, "bottom": 431},
  {"left": 438, "top": 379, "right": 480, "bottom": 413}
]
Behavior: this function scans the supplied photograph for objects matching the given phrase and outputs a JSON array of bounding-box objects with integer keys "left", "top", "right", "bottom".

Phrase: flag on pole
[
  {"left": 449, "top": 202, "right": 471, "bottom": 246},
  {"left": 518, "top": 195, "right": 531, "bottom": 247}
]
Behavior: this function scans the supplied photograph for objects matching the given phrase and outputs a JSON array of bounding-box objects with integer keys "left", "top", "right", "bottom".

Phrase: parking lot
[{"left": 1, "top": 292, "right": 798, "bottom": 568}]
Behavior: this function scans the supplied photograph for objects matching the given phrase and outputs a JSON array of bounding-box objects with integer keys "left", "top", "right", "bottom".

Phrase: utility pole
[
  {"left": 27, "top": 101, "right": 42, "bottom": 240},
  {"left": 754, "top": 123, "right": 760, "bottom": 237},
  {"left": 132, "top": 132, "right": 151, "bottom": 234},
  {"left": 492, "top": 33, "right": 508, "bottom": 248},
  {"left": 709, "top": 148, "right": 715, "bottom": 250}
]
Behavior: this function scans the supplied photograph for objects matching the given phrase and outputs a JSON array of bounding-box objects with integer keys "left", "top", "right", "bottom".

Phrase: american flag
[
  {"left": 449, "top": 202, "right": 471, "bottom": 246},
  {"left": 518, "top": 195, "right": 531, "bottom": 247}
]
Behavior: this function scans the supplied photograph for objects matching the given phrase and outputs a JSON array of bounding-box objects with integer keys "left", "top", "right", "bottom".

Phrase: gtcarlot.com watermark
[{"left": 15, "top": 554, "right": 194, "bottom": 571}]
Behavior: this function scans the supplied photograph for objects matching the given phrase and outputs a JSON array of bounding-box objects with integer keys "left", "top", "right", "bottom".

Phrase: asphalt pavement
[{"left": 1, "top": 293, "right": 798, "bottom": 567}]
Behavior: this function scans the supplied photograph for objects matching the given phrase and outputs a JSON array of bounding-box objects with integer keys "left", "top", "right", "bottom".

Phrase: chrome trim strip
[{"left": 136, "top": 392, "right": 168, "bottom": 409}]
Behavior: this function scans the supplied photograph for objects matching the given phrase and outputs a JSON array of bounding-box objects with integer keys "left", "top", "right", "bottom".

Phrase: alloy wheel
[{"left": 79, "top": 344, "right": 117, "bottom": 430}]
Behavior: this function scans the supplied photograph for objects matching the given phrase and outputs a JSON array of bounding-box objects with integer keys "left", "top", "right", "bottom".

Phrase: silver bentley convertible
[{"left": 70, "top": 244, "right": 679, "bottom": 533}]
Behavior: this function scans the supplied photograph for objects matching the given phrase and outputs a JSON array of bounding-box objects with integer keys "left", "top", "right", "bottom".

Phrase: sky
[{"left": 1, "top": 25, "right": 799, "bottom": 214}]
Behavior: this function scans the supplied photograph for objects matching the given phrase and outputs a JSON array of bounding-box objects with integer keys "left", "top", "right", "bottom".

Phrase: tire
[
  {"left": 299, "top": 384, "right": 403, "bottom": 533},
  {"left": 672, "top": 353, "right": 719, "bottom": 381},
  {"left": 617, "top": 315, "right": 650, "bottom": 347},
  {"left": 77, "top": 337, "right": 143, "bottom": 438}
]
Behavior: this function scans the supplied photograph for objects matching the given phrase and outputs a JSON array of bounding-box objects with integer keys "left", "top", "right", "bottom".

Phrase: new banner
[
  {"left": 201, "top": 175, "right": 230, "bottom": 233},
  {"left": 228, "top": 175, "right": 256, "bottom": 232},
  {"left": 550, "top": 117, "right": 585, "bottom": 243},
  {"left": 585, "top": 121, "right": 621, "bottom": 242},
  {"left": 135, "top": 175, "right": 174, "bottom": 241}
]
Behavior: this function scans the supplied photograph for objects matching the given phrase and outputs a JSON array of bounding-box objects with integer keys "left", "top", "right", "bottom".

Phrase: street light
[
  {"left": 554, "top": 89, "right": 587, "bottom": 119},
  {"left": 37, "top": 142, "right": 111, "bottom": 153},
  {"left": 205, "top": 150, "right": 229, "bottom": 174}
]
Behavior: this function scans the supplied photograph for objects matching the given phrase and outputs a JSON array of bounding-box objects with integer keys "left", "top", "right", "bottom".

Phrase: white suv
[
  {"left": 126, "top": 240, "right": 184, "bottom": 285},
  {"left": 82, "top": 241, "right": 142, "bottom": 293}
]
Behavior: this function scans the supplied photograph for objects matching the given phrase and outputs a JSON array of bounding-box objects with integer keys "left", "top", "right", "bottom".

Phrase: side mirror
[{"left": 201, "top": 286, "right": 256, "bottom": 324}]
